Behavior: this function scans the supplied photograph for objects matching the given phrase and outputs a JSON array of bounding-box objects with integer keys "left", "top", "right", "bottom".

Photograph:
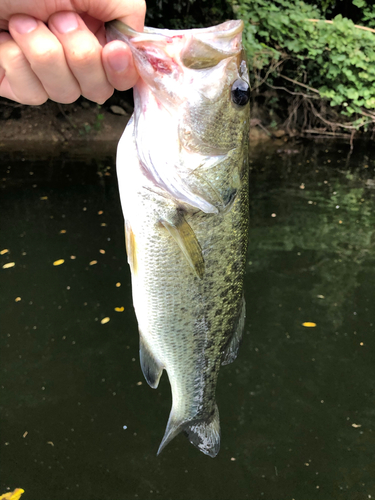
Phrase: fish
[{"left": 106, "top": 19, "right": 250, "bottom": 457}]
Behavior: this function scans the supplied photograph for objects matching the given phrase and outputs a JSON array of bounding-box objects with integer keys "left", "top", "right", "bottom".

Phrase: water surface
[{"left": 1, "top": 141, "right": 375, "bottom": 499}]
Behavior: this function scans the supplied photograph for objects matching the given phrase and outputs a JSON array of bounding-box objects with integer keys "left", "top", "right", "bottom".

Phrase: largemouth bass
[{"left": 106, "top": 19, "right": 250, "bottom": 457}]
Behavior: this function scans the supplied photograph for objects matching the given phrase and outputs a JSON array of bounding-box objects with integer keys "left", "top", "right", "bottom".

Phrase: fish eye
[{"left": 231, "top": 79, "right": 250, "bottom": 106}]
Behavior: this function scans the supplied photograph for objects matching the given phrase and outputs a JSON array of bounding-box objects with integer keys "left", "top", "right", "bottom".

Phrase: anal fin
[
  {"left": 222, "top": 295, "right": 246, "bottom": 366},
  {"left": 140, "top": 335, "right": 163, "bottom": 389},
  {"left": 161, "top": 216, "right": 205, "bottom": 279}
]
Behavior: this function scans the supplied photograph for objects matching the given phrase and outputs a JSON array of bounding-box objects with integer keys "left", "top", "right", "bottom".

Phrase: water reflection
[{"left": 1, "top": 141, "right": 375, "bottom": 499}]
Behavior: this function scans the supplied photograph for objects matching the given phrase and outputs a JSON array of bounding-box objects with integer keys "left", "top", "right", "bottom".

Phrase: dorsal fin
[{"left": 222, "top": 295, "right": 246, "bottom": 365}]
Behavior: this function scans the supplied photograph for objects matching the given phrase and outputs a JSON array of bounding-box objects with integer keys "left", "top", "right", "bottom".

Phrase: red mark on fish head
[
  {"left": 148, "top": 55, "right": 172, "bottom": 74},
  {"left": 139, "top": 48, "right": 173, "bottom": 74}
]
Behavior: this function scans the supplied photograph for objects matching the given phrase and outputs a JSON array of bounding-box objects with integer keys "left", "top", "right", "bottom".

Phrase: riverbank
[
  {"left": 1, "top": 95, "right": 355, "bottom": 152},
  {"left": 0, "top": 95, "right": 286, "bottom": 150}
]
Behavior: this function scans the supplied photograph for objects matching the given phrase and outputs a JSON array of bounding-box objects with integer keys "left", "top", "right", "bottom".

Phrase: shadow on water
[{"left": 1, "top": 140, "right": 375, "bottom": 499}]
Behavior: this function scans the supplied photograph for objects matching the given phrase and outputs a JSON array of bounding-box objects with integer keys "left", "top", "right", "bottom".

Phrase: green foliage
[
  {"left": 145, "top": 0, "right": 233, "bottom": 29},
  {"left": 234, "top": 0, "right": 375, "bottom": 131},
  {"left": 78, "top": 106, "right": 104, "bottom": 135},
  {"left": 353, "top": 0, "right": 375, "bottom": 29}
]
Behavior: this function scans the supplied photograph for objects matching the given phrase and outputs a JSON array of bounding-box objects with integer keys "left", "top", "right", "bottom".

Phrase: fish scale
[{"left": 106, "top": 19, "right": 250, "bottom": 457}]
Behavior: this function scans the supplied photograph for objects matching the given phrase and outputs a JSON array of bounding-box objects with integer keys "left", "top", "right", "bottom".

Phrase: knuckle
[
  {"left": 84, "top": 86, "right": 113, "bottom": 105},
  {"left": 3, "top": 44, "right": 25, "bottom": 71},
  {"left": 24, "top": 93, "right": 48, "bottom": 106},
  {"left": 54, "top": 89, "right": 81, "bottom": 104},
  {"left": 32, "top": 41, "right": 60, "bottom": 68},
  {"left": 70, "top": 43, "right": 97, "bottom": 68}
]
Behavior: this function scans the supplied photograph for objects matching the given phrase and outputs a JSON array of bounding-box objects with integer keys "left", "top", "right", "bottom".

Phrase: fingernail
[
  {"left": 11, "top": 15, "right": 38, "bottom": 34},
  {"left": 108, "top": 51, "right": 129, "bottom": 73},
  {"left": 53, "top": 12, "right": 79, "bottom": 34}
]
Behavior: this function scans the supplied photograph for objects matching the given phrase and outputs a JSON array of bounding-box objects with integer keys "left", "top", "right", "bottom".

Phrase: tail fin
[{"left": 157, "top": 404, "right": 220, "bottom": 458}]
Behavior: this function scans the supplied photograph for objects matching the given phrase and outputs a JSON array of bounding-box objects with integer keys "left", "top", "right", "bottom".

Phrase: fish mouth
[
  {"left": 106, "top": 19, "right": 243, "bottom": 41},
  {"left": 105, "top": 20, "right": 243, "bottom": 70}
]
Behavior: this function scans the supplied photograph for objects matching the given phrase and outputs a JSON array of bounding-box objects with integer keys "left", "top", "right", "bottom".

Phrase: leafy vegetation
[
  {"left": 145, "top": 0, "right": 233, "bottom": 28},
  {"left": 233, "top": 0, "right": 375, "bottom": 136}
]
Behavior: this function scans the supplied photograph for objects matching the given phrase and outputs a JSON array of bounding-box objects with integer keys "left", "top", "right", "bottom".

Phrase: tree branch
[
  {"left": 307, "top": 18, "right": 375, "bottom": 34},
  {"left": 279, "top": 74, "right": 320, "bottom": 94}
]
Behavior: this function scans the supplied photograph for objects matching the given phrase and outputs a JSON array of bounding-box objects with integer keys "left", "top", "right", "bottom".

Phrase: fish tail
[{"left": 157, "top": 404, "right": 220, "bottom": 458}]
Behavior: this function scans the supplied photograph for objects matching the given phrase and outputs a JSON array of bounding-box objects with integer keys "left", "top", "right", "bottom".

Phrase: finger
[
  {"left": 8, "top": 14, "right": 81, "bottom": 104},
  {"left": 102, "top": 40, "right": 139, "bottom": 91},
  {"left": 0, "top": 33, "right": 48, "bottom": 104},
  {"left": 48, "top": 11, "right": 113, "bottom": 104},
  {"left": 115, "top": 0, "right": 146, "bottom": 32},
  {"left": 1, "top": 0, "right": 146, "bottom": 31}
]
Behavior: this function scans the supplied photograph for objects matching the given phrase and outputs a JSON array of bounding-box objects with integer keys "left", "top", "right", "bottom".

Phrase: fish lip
[{"left": 106, "top": 19, "right": 244, "bottom": 43}]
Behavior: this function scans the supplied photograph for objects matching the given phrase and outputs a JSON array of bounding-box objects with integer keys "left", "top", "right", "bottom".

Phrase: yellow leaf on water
[
  {"left": 0, "top": 249, "right": 9, "bottom": 255},
  {"left": 302, "top": 322, "right": 317, "bottom": 328},
  {"left": 60, "top": 230, "right": 66, "bottom": 234},
  {"left": 101, "top": 317, "right": 110, "bottom": 324},
  {"left": 40, "top": 196, "right": 48, "bottom": 200},
  {"left": 115, "top": 307, "right": 124, "bottom": 312},
  {"left": 0, "top": 488, "right": 25, "bottom": 500},
  {"left": 2, "top": 262, "right": 15, "bottom": 269},
  {"left": 99, "top": 249, "right": 105, "bottom": 254},
  {"left": 90, "top": 260, "right": 97, "bottom": 266},
  {"left": 53, "top": 259, "right": 64, "bottom": 266}
]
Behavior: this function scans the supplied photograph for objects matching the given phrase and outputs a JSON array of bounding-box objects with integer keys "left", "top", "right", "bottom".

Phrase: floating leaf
[
  {"left": 101, "top": 317, "right": 110, "bottom": 324},
  {"left": 53, "top": 259, "right": 64, "bottom": 266},
  {"left": 99, "top": 249, "right": 105, "bottom": 254},
  {"left": 115, "top": 307, "right": 124, "bottom": 312},
  {"left": 89, "top": 260, "right": 97, "bottom": 266},
  {"left": 0, "top": 489, "right": 25, "bottom": 500},
  {"left": 0, "top": 249, "right": 9, "bottom": 255},
  {"left": 302, "top": 322, "right": 317, "bottom": 327},
  {"left": 2, "top": 262, "right": 15, "bottom": 269}
]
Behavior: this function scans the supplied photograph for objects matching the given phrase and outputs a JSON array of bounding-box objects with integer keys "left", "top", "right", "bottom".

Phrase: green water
[{"left": 1, "top": 141, "right": 375, "bottom": 500}]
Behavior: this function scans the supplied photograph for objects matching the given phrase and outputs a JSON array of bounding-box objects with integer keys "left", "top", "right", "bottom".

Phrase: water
[{"left": 1, "top": 141, "right": 375, "bottom": 500}]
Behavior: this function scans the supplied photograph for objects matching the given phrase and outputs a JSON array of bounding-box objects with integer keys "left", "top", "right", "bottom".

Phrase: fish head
[{"left": 106, "top": 20, "right": 250, "bottom": 213}]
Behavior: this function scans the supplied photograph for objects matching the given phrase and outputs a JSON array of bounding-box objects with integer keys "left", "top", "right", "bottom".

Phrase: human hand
[{"left": 0, "top": 0, "right": 146, "bottom": 105}]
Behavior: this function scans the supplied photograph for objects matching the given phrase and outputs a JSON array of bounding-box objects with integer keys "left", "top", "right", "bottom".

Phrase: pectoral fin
[
  {"left": 140, "top": 335, "right": 163, "bottom": 389},
  {"left": 161, "top": 217, "right": 205, "bottom": 279},
  {"left": 124, "top": 221, "right": 137, "bottom": 275}
]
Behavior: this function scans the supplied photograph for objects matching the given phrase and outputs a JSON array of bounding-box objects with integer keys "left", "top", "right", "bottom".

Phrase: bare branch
[
  {"left": 279, "top": 74, "right": 320, "bottom": 94},
  {"left": 307, "top": 18, "right": 375, "bottom": 34},
  {"left": 266, "top": 82, "right": 319, "bottom": 98}
]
